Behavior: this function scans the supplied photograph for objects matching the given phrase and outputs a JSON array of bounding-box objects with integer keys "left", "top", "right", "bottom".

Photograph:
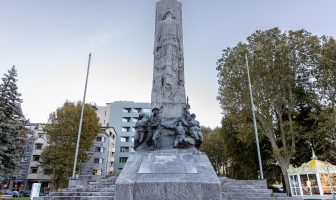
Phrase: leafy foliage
[
  {"left": 216, "top": 28, "right": 336, "bottom": 195},
  {"left": 314, "top": 37, "right": 336, "bottom": 160},
  {"left": 0, "top": 66, "right": 24, "bottom": 182},
  {"left": 200, "top": 127, "right": 228, "bottom": 175},
  {"left": 40, "top": 102, "right": 99, "bottom": 190}
]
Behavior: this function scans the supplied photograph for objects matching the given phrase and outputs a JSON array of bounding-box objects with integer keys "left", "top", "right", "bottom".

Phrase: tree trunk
[{"left": 278, "top": 159, "right": 291, "bottom": 196}]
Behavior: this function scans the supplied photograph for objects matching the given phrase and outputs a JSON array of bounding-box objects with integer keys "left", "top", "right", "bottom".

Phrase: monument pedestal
[{"left": 115, "top": 149, "right": 222, "bottom": 200}]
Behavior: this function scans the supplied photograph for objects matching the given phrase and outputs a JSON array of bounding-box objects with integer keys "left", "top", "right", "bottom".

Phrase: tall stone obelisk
[
  {"left": 151, "top": 0, "right": 186, "bottom": 118},
  {"left": 115, "top": 1, "right": 222, "bottom": 199}
]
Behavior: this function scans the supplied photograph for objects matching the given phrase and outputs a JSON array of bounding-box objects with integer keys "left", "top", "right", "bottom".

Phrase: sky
[{"left": 0, "top": 0, "right": 335, "bottom": 128}]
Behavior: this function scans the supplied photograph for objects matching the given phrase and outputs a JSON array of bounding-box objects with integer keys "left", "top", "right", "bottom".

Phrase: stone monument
[
  {"left": 115, "top": 0, "right": 222, "bottom": 199},
  {"left": 151, "top": 0, "right": 186, "bottom": 119}
]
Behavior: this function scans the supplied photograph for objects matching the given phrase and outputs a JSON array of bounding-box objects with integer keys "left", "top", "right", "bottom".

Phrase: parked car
[
  {"left": 22, "top": 190, "right": 31, "bottom": 197},
  {"left": 2, "top": 190, "right": 13, "bottom": 195},
  {"left": 12, "top": 191, "right": 19, "bottom": 197},
  {"left": 39, "top": 191, "right": 47, "bottom": 196}
]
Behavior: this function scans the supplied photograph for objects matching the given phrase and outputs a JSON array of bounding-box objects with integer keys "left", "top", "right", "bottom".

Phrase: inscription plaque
[{"left": 138, "top": 153, "right": 197, "bottom": 174}]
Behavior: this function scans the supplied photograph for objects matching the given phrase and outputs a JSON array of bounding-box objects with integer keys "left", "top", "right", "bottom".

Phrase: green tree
[
  {"left": 216, "top": 28, "right": 321, "bottom": 195},
  {"left": 40, "top": 102, "right": 99, "bottom": 190},
  {"left": 220, "top": 112, "right": 260, "bottom": 180},
  {"left": 314, "top": 37, "right": 336, "bottom": 158},
  {"left": 200, "top": 127, "right": 228, "bottom": 175},
  {"left": 0, "top": 66, "right": 24, "bottom": 182}
]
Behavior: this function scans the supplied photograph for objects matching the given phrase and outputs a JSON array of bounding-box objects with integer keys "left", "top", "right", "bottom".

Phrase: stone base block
[{"left": 115, "top": 149, "right": 222, "bottom": 200}]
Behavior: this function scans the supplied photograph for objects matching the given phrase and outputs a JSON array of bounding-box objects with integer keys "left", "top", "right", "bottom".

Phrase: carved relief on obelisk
[{"left": 151, "top": 0, "right": 186, "bottom": 118}]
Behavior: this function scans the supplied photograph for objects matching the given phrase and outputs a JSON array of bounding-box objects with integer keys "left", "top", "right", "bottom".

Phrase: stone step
[
  {"left": 87, "top": 184, "right": 115, "bottom": 187},
  {"left": 91, "top": 177, "right": 117, "bottom": 182},
  {"left": 222, "top": 193, "right": 302, "bottom": 200},
  {"left": 86, "top": 185, "right": 115, "bottom": 189},
  {"left": 222, "top": 191, "right": 272, "bottom": 198},
  {"left": 35, "top": 196, "right": 114, "bottom": 200},
  {"left": 273, "top": 198, "right": 302, "bottom": 200},
  {"left": 222, "top": 188, "right": 273, "bottom": 193},
  {"left": 96, "top": 178, "right": 117, "bottom": 182},
  {"left": 220, "top": 177, "right": 267, "bottom": 189},
  {"left": 88, "top": 181, "right": 115, "bottom": 185},
  {"left": 83, "top": 187, "right": 115, "bottom": 192},
  {"left": 88, "top": 180, "right": 116, "bottom": 184},
  {"left": 49, "top": 192, "right": 114, "bottom": 197},
  {"left": 86, "top": 186, "right": 115, "bottom": 190},
  {"left": 222, "top": 184, "right": 268, "bottom": 189},
  {"left": 64, "top": 187, "right": 115, "bottom": 193}
]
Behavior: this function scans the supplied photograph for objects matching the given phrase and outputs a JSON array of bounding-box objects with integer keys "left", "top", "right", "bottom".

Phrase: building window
[
  {"left": 121, "top": 127, "right": 130, "bottom": 132},
  {"left": 131, "top": 137, "right": 134, "bottom": 142},
  {"left": 35, "top": 143, "right": 43, "bottom": 150},
  {"left": 33, "top": 155, "right": 40, "bottom": 162},
  {"left": 131, "top": 117, "right": 138, "bottom": 122},
  {"left": 130, "top": 147, "right": 135, "bottom": 152},
  {"left": 38, "top": 134, "right": 44, "bottom": 138},
  {"left": 120, "top": 147, "right": 129, "bottom": 152},
  {"left": 130, "top": 127, "right": 135, "bottom": 132},
  {"left": 94, "top": 158, "right": 103, "bottom": 164},
  {"left": 143, "top": 108, "right": 151, "bottom": 113},
  {"left": 111, "top": 152, "right": 115, "bottom": 157},
  {"left": 92, "top": 169, "right": 101, "bottom": 175},
  {"left": 96, "top": 137, "right": 105, "bottom": 142},
  {"left": 95, "top": 147, "right": 104, "bottom": 153},
  {"left": 122, "top": 117, "right": 131, "bottom": 122},
  {"left": 123, "top": 108, "right": 131, "bottom": 113},
  {"left": 120, "top": 137, "right": 130, "bottom": 142},
  {"left": 31, "top": 167, "right": 38, "bottom": 174},
  {"left": 119, "top": 157, "right": 128, "bottom": 163},
  {"left": 319, "top": 173, "right": 336, "bottom": 195},
  {"left": 133, "top": 108, "right": 142, "bottom": 113}
]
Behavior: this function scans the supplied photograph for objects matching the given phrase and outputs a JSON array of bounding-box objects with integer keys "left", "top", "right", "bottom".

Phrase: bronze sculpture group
[{"left": 134, "top": 103, "right": 203, "bottom": 151}]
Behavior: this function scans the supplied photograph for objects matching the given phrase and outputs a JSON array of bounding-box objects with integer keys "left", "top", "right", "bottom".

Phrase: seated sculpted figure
[{"left": 134, "top": 113, "right": 149, "bottom": 149}]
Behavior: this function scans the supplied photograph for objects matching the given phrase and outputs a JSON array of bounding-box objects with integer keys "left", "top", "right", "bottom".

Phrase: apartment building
[
  {"left": 80, "top": 127, "right": 116, "bottom": 177},
  {"left": 16, "top": 103, "right": 117, "bottom": 190},
  {"left": 24, "top": 123, "right": 51, "bottom": 191},
  {"left": 108, "top": 101, "right": 151, "bottom": 172}
]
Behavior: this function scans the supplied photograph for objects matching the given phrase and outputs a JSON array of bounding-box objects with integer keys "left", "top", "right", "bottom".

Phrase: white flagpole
[
  {"left": 246, "top": 54, "right": 264, "bottom": 179},
  {"left": 72, "top": 53, "right": 92, "bottom": 179}
]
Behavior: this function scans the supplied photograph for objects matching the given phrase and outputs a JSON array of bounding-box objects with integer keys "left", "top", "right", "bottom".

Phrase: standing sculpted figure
[
  {"left": 134, "top": 113, "right": 149, "bottom": 149},
  {"left": 174, "top": 118, "right": 187, "bottom": 148},
  {"left": 189, "top": 113, "right": 203, "bottom": 148},
  {"left": 147, "top": 107, "right": 162, "bottom": 149},
  {"left": 181, "top": 103, "right": 191, "bottom": 127}
]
